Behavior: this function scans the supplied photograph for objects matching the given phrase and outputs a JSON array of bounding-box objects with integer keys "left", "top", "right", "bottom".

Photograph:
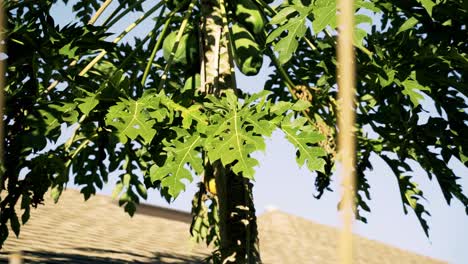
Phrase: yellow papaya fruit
[
  {"left": 231, "top": 24, "right": 263, "bottom": 76},
  {"left": 206, "top": 178, "right": 217, "bottom": 196}
]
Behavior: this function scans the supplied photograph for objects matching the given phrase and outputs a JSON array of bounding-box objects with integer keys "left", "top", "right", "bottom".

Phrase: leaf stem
[
  {"left": 88, "top": 0, "right": 113, "bottom": 25},
  {"left": 254, "top": 0, "right": 276, "bottom": 16},
  {"left": 44, "top": 2, "right": 162, "bottom": 94},
  {"left": 43, "top": 0, "right": 114, "bottom": 94},
  {"left": 265, "top": 46, "right": 316, "bottom": 125},
  {"left": 64, "top": 115, "right": 87, "bottom": 152},
  {"left": 117, "top": 30, "right": 154, "bottom": 71},
  {"left": 141, "top": 6, "right": 173, "bottom": 86},
  {"left": 64, "top": 132, "right": 98, "bottom": 170},
  {"left": 103, "top": 0, "right": 150, "bottom": 28}
]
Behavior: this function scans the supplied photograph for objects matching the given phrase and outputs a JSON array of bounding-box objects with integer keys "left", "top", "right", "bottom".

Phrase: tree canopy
[{"left": 1, "top": 0, "right": 467, "bottom": 262}]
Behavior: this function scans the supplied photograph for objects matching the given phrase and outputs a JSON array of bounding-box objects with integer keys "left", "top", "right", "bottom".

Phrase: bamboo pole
[
  {"left": 0, "top": 0, "right": 6, "bottom": 193},
  {"left": 336, "top": 0, "right": 357, "bottom": 263},
  {"left": 8, "top": 252, "right": 23, "bottom": 264}
]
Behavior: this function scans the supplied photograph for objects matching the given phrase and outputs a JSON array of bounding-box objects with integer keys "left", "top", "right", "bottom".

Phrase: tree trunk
[{"left": 199, "top": 1, "right": 260, "bottom": 262}]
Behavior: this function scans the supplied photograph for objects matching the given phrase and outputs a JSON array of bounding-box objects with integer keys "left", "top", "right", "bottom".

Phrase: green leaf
[
  {"left": 355, "top": 14, "right": 373, "bottom": 26},
  {"left": 311, "top": 0, "right": 337, "bottom": 34},
  {"left": 269, "top": 6, "right": 297, "bottom": 25},
  {"left": 291, "top": 100, "right": 311, "bottom": 111},
  {"left": 136, "top": 182, "right": 148, "bottom": 200},
  {"left": 403, "top": 180, "right": 431, "bottom": 237},
  {"left": 381, "top": 156, "right": 431, "bottom": 237},
  {"left": 161, "top": 98, "right": 207, "bottom": 129},
  {"left": 38, "top": 109, "right": 61, "bottom": 134},
  {"left": 112, "top": 182, "right": 124, "bottom": 199},
  {"left": 417, "top": 0, "right": 436, "bottom": 17},
  {"left": 20, "top": 195, "right": 31, "bottom": 224},
  {"left": 354, "top": 0, "right": 380, "bottom": 12},
  {"left": 206, "top": 110, "right": 262, "bottom": 179},
  {"left": 76, "top": 92, "right": 99, "bottom": 116},
  {"left": 401, "top": 78, "right": 431, "bottom": 107},
  {"left": 281, "top": 116, "right": 327, "bottom": 172},
  {"left": 271, "top": 101, "right": 293, "bottom": 115},
  {"left": 105, "top": 94, "right": 159, "bottom": 144},
  {"left": 267, "top": 2, "right": 312, "bottom": 64},
  {"left": 123, "top": 173, "right": 131, "bottom": 187},
  {"left": 205, "top": 91, "right": 271, "bottom": 179},
  {"left": 59, "top": 43, "right": 79, "bottom": 60},
  {"left": 150, "top": 133, "right": 204, "bottom": 197},
  {"left": 276, "top": 18, "right": 307, "bottom": 64},
  {"left": 10, "top": 212, "right": 20, "bottom": 237},
  {"left": 50, "top": 102, "right": 79, "bottom": 123},
  {"left": 124, "top": 201, "right": 137, "bottom": 217},
  {"left": 397, "top": 17, "right": 419, "bottom": 35},
  {"left": 51, "top": 185, "right": 63, "bottom": 203},
  {"left": 353, "top": 28, "right": 368, "bottom": 49}
]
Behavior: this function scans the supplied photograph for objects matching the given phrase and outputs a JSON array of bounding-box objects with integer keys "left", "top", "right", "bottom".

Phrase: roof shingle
[{"left": 0, "top": 190, "right": 445, "bottom": 263}]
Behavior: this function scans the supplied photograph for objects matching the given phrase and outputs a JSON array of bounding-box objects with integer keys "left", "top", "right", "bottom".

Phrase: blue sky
[{"left": 50, "top": 1, "right": 468, "bottom": 263}]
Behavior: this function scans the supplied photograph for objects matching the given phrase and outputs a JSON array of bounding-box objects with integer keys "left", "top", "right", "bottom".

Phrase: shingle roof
[
  {"left": 0, "top": 190, "right": 445, "bottom": 263},
  {"left": 258, "top": 211, "right": 444, "bottom": 264},
  {"left": 1, "top": 190, "right": 208, "bottom": 263}
]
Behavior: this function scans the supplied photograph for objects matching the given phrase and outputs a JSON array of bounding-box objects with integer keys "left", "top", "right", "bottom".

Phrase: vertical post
[
  {"left": 336, "top": 0, "right": 356, "bottom": 263},
  {"left": 0, "top": 0, "right": 6, "bottom": 193},
  {"left": 9, "top": 252, "right": 23, "bottom": 264}
]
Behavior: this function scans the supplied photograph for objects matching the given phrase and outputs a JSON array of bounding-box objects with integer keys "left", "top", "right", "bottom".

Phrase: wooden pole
[
  {"left": 336, "top": 0, "right": 356, "bottom": 263},
  {"left": 0, "top": 0, "right": 6, "bottom": 193},
  {"left": 9, "top": 252, "right": 23, "bottom": 264}
]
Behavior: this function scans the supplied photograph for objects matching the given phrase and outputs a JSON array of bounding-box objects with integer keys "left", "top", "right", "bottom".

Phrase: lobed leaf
[
  {"left": 105, "top": 93, "right": 160, "bottom": 144},
  {"left": 150, "top": 133, "right": 204, "bottom": 198},
  {"left": 280, "top": 116, "right": 327, "bottom": 173}
]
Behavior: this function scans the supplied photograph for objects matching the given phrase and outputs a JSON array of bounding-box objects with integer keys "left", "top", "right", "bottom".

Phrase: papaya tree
[{"left": 0, "top": 0, "right": 467, "bottom": 263}]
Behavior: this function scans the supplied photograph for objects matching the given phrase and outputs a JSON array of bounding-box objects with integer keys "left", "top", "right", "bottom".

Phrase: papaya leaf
[
  {"left": 49, "top": 102, "right": 79, "bottom": 123},
  {"left": 161, "top": 98, "right": 207, "bottom": 129},
  {"left": 206, "top": 110, "right": 262, "bottom": 179},
  {"left": 112, "top": 182, "right": 124, "bottom": 200},
  {"left": 150, "top": 133, "right": 204, "bottom": 198},
  {"left": 280, "top": 115, "right": 327, "bottom": 173},
  {"left": 401, "top": 77, "right": 431, "bottom": 107},
  {"left": 266, "top": 1, "right": 312, "bottom": 64},
  {"left": 58, "top": 43, "right": 79, "bottom": 60},
  {"left": 311, "top": 0, "right": 337, "bottom": 34},
  {"left": 10, "top": 212, "right": 20, "bottom": 238},
  {"left": 417, "top": 0, "right": 436, "bottom": 17},
  {"left": 397, "top": 17, "right": 419, "bottom": 35},
  {"left": 75, "top": 90, "right": 99, "bottom": 116},
  {"left": 105, "top": 93, "right": 160, "bottom": 144},
  {"left": 20, "top": 195, "right": 31, "bottom": 225},
  {"left": 204, "top": 91, "right": 273, "bottom": 179},
  {"left": 269, "top": 6, "right": 297, "bottom": 25},
  {"left": 38, "top": 109, "right": 61, "bottom": 135},
  {"left": 271, "top": 101, "right": 293, "bottom": 115},
  {"left": 381, "top": 155, "right": 431, "bottom": 237}
]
